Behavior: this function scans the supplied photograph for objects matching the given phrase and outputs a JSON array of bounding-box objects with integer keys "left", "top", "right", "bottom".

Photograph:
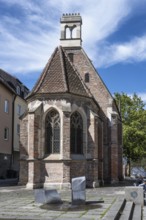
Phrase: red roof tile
[{"left": 28, "top": 46, "right": 92, "bottom": 98}]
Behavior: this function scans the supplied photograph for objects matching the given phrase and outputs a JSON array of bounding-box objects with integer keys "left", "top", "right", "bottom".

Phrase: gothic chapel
[{"left": 19, "top": 14, "right": 123, "bottom": 189}]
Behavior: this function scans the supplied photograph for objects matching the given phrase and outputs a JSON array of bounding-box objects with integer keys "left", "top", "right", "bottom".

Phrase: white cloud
[
  {"left": 137, "top": 93, "right": 146, "bottom": 104},
  {"left": 0, "top": 0, "right": 146, "bottom": 76},
  {"left": 126, "top": 92, "right": 146, "bottom": 106},
  {"left": 93, "top": 35, "right": 146, "bottom": 68}
]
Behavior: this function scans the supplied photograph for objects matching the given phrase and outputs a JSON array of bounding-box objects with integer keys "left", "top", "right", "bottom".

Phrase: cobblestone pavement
[{"left": 0, "top": 185, "right": 145, "bottom": 220}]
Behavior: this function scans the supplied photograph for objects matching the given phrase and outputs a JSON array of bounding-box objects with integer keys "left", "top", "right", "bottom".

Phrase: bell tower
[{"left": 60, "top": 13, "right": 82, "bottom": 47}]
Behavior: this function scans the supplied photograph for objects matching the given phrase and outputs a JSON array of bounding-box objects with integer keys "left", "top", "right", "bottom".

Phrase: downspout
[{"left": 10, "top": 94, "right": 17, "bottom": 171}]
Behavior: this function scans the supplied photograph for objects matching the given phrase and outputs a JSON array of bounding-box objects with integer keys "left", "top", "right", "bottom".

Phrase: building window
[
  {"left": 17, "top": 104, "right": 21, "bottom": 115},
  {"left": 65, "top": 26, "right": 70, "bottom": 39},
  {"left": 85, "top": 73, "right": 90, "bottom": 83},
  {"left": 68, "top": 53, "right": 74, "bottom": 62},
  {"left": 24, "top": 92, "right": 28, "bottom": 98},
  {"left": 4, "top": 100, "right": 9, "bottom": 113},
  {"left": 4, "top": 128, "right": 9, "bottom": 140},
  {"left": 70, "top": 111, "right": 83, "bottom": 154},
  {"left": 16, "top": 86, "right": 21, "bottom": 95},
  {"left": 17, "top": 124, "right": 20, "bottom": 134},
  {"left": 45, "top": 109, "right": 60, "bottom": 154},
  {"left": 65, "top": 25, "right": 76, "bottom": 39}
]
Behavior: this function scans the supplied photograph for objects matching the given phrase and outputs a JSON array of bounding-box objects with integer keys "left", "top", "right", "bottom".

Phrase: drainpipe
[{"left": 10, "top": 94, "right": 16, "bottom": 171}]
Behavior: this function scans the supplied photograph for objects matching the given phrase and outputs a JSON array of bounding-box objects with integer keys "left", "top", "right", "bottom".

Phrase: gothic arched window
[
  {"left": 45, "top": 109, "right": 60, "bottom": 154},
  {"left": 70, "top": 111, "right": 83, "bottom": 154}
]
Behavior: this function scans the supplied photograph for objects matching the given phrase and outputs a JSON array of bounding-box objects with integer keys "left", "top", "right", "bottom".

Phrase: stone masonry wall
[
  {"left": 65, "top": 48, "right": 122, "bottom": 183},
  {"left": 70, "top": 160, "right": 86, "bottom": 179},
  {"left": 20, "top": 115, "right": 28, "bottom": 158},
  {"left": 19, "top": 160, "right": 28, "bottom": 185},
  {"left": 65, "top": 49, "right": 112, "bottom": 114},
  {"left": 43, "top": 162, "right": 63, "bottom": 183},
  {"left": 19, "top": 115, "right": 28, "bottom": 185}
]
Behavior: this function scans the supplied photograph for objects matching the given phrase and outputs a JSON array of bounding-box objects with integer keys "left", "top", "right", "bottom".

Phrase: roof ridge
[
  {"left": 0, "top": 68, "right": 16, "bottom": 80},
  {"left": 58, "top": 46, "right": 68, "bottom": 92},
  {"left": 29, "top": 47, "right": 58, "bottom": 96},
  {"left": 62, "top": 47, "right": 93, "bottom": 98},
  {"left": 0, "top": 75, "right": 16, "bottom": 94},
  {"left": 81, "top": 48, "right": 114, "bottom": 100}
]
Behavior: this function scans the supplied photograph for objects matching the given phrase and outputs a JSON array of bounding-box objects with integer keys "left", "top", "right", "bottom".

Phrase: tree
[{"left": 114, "top": 93, "right": 146, "bottom": 162}]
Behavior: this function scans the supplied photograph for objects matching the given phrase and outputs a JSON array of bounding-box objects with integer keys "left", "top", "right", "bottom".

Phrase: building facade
[
  {"left": 19, "top": 14, "right": 123, "bottom": 189},
  {"left": 0, "top": 69, "right": 29, "bottom": 178}
]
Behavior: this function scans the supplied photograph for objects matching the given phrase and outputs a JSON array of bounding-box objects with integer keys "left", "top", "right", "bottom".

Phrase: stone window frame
[
  {"left": 85, "top": 72, "right": 90, "bottom": 83},
  {"left": 70, "top": 105, "right": 87, "bottom": 159},
  {"left": 42, "top": 104, "right": 87, "bottom": 159},
  {"left": 45, "top": 108, "right": 61, "bottom": 155},
  {"left": 70, "top": 111, "right": 83, "bottom": 154},
  {"left": 65, "top": 24, "right": 77, "bottom": 39},
  {"left": 42, "top": 106, "right": 63, "bottom": 159}
]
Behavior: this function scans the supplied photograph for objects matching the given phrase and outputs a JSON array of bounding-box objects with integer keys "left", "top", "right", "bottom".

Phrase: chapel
[{"left": 19, "top": 13, "right": 123, "bottom": 189}]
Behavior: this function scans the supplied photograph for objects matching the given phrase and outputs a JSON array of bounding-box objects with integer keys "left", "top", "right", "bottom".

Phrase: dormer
[{"left": 60, "top": 13, "right": 82, "bottom": 47}]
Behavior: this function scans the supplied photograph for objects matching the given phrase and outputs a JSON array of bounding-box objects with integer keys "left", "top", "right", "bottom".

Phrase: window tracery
[
  {"left": 70, "top": 111, "right": 83, "bottom": 154},
  {"left": 45, "top": 109, "right": 60, "bottom": 154}
]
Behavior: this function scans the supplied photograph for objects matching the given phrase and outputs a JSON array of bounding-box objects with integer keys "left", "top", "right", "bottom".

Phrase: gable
[
  {"left": 28, "top": 47, "right": 92, "bottom": 99},
  {"left": 64, "top": 48, "right": 120, "bottom": 115}
]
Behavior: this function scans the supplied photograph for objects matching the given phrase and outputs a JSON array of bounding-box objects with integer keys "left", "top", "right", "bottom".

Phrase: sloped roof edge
[
  {"left": 27, "top": 47, "right": 59, "bottom": 98},
  {"left": 27, "top": 46, "right": 94, "bottom": 100},
  {"left": 61, "top": 46, "right": 93, "bottom": 98}
]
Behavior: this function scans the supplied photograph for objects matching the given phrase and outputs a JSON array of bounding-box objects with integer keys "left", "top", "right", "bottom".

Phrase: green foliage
[{"left": 114, "top": 92, "right": 146, "bottom": 161}]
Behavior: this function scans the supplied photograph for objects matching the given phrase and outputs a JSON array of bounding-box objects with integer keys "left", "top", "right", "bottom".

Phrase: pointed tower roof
[{"left": 28, "top": 46, "right": 92, "bottom": 99}]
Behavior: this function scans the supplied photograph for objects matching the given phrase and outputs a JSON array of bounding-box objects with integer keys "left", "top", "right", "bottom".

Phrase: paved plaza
[{"left": 0, "top": 185, "right": 146, "bottom": 219}]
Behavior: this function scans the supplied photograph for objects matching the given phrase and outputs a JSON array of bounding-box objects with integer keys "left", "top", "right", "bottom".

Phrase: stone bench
[
  {"left": 102, "top": 198, "right": 126, "bottom": 220},
  {"left": 34, "top": 189, "right": 62, "bottom": 204},
  {"left": 101, "top": 198, "right": 142, "bottom": 220},
  {"left": 125, "top": 186, "right": 144, "bottom": 206},
  {"left": 119, "top": 201, "right": 134, "bottom": 220},
  {"left": 132, "top": 204, "right": 142, "bottom": 220}
]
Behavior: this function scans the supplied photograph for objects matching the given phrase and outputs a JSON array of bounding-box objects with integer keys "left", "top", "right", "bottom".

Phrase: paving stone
[
  {"left": 81, "top": 214, "right": 101, "bottom": 220},
  {"left": 0, "top": 216, "right": 17, "bottom": 220},
  {"left": 59, "top": 213, "right": 83, "bottom": 218},
  {"left": 16, "top": 214, "right": 41, "bottom": 220},
  {"left": 0, "top": 185, "right": 144, "bottom": 220},
  {"left": 56, "top": 218, "right": 90, "bottom": 220}
]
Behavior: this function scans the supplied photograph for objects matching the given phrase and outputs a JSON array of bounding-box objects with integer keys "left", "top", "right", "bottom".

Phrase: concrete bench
[
  {"left": 102, "top": 198, "right": 126, "bottom": 220},
  {"left": 119, "top": 201, "right": 134, "bottom": 220},
  {"left": 132, "top": 204, "right": 142, "bottom": 220},
  {"left": 102, "top": 199, "right": 142, "bottom": 220}
]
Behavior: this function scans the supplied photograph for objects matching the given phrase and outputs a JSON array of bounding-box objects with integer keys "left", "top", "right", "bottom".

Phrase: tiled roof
[
  {"left": 0, "top": 69, "right": 29, "bottom": 94},
  {"left": 0, "top": 69, "right": 18, "bottom": 92},
  {"left": 29, "top": 46, "right": 92, "bottom": 98},
  {"left": 0, "top": 75, "right": 16, "bottom": 94}
]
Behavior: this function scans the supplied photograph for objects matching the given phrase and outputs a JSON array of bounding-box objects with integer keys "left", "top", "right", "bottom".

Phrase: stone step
[
  {"left": 119, "top": 201, "right": 134, "bottom": 220},
  {"left": 102, "top": 199, "right": 142, "bottom": 220}
]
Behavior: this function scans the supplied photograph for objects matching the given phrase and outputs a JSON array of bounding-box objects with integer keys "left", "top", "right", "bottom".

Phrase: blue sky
[{"left": 0, "top": 0, "right": 146, "bottom": 102}]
